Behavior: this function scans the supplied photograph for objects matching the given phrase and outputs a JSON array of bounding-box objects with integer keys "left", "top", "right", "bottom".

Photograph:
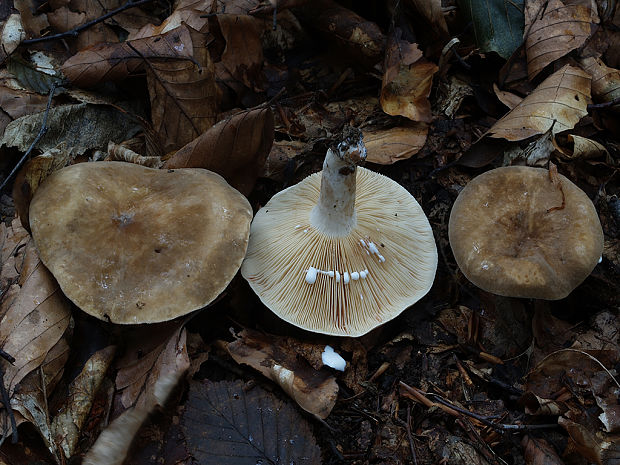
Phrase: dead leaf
[
  {"left": 147, "top": 25, "right": 218, "bottom": 152},
  {"left": 580, "top": 56, "right": 620, "bottom": 106},
  {"left": 61, "top": 25, "right": 197, "bottom": 88},
  {"left": 381, "top": 34, "right": 437, "bottom": 123},
  {"left": 226, "top": 328, "right": 338, "bottom": 419},
  {"left": 13, "top": 0, "right": 49, "bottom": 39},
  {"left": 0, "top": 218, "right": 29, "bottom": 295},
  {"left": 84, "top": 326, "right": 189, "bottom": 465},
  {"left": 524, "top": 0, "right": 599, "bottom": 79},
  {"left": 12, "top": 144, "right": 75, "bottom": 231},
  {"left": 0, "top": 14, "right": 25, "bottom": 65},
  {"left": 131, "top": 0, "right": 212, "bottom": 38},
  {"left": 437, "top": 76, "right": 474, "bottom": 118},
  {"left": 503, "top": 129, "right": 555, "bottom": 166},
  {"left": 218, "top": 15, "right": 264, "bottom": 92},
  {"left": 522, "top": 435, "right": 564, "bottom": 465},
  {"left": 555, "top": 134, "right": 609, "bottom": 159},
  {"left": 0, "top": 80, "right": 51, "bottom": 138},
  {"left": 0, "top": 103, "right": 141, "bottom": 155},
  {"left": 164, "top": 107, "right": 274, "bottom": 195},
  {"left": 297, "top": 0, "right": 384, "bottom": 64},
  {"left": 51, "top": 345, "right": 116, "bottom": 460},
  {"left": 106, "top": 141, "right": 162, "bottom": 167},
  {"left": 364, "top": 123, "right": 429, "bottom": 164},
  {"left": 487, "top": 65, "right": 591, "bottom": 141},
  {"left": 181, "top": 379, "right": 321, "bottom": 465},
  {"left": 405, "top": 0, "right": 449, "bottom": 39},
  {"left": 260, "top": 139, "right": 305, "bottom": 182},
  {"left": 559, "top": 413, "right": 620, "bottom": 465},
  {"left": 0, "top": 240, "right": 71, "bottom": 396},
  {"left": 493, "top": 83, "right": 523, "bottom": 110}
]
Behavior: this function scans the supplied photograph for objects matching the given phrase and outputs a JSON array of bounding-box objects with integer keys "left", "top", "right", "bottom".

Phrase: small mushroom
[
  {"left": 241, "top": 127, "right": 437, "bottom": 336},
  {"left": 29, "top": 161, "right": 252, "bottom": 324},
  {"left": 448, "top": 166, "right": 604, "bottom": 300}
]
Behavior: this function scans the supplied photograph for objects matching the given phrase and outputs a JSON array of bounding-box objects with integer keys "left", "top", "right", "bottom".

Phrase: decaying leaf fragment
[
  {"left": 147, "top": 26, "right": 218, "bottom": 152},
  {"left": 164, "top": 107, "right": 274, "bottom": 195},
  {"left": 0, "top": 218, "right": 29, "bottom": 294},
  {"left": 0, "top": 14, "right": 26, "bottom": 64},
  {"left": 226, "top": 328, "right": 339, "bottom": 419},
  {"left": 380, "top": 35, "right": 437, "bottom": 123},
  {"left": 524, "top": 0, "right": 599, "bottom": 79},
  {"left": 84, "top": 327, "right": 189, "bottom": 465},
  {"left": 487, "top": 65, "right": 591, "bottom": 140},
  {"left": 363, "top": 123, "right": 428, "bottom": 164},
  {"left": 181, "top": 380, "right": 321, "bottom": 465},
  {"left": 0, "top": 240, "right": 71, "bottom": 397}
]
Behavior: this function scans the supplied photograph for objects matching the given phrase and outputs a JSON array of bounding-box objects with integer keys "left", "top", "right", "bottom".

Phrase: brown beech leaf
[
  {"left": 226, "top": 328, "right": 339, "bottom": 419},
  {"left": 525, "top": 0, "right": 598, "bottom": 80},
  {"left": 61, "top": 25, "right": 196, "bottom": 88},
  {"left": 147, "top": 26, "right": 218, "bottom": 152},
  {"left": 132, "top": 0, "right": 212, "bottom": 38},
  {"left": 364, "top": 123, "right": 429, "bottom": 164},
  {"left": 0, "top": 240, "right": 71, "bottom": 396},
  {"left": 164, "top": 107, "right": 274, "bottom": 195},
  {"left": 84, "top": 326, "right": 189, "bottom": 465},
  {"left": 0, "top": 81, "right": 50, "bottom": 138},
  {"left": 51, "top": 345, "right": 117, "bottom": 460},
  {"left": 522, "top": 435, "right": 564, "bottom": 465},
  {"left": 218, "top": 15, "right": 264, "bottom": 91},
  {"left": 555, "top": 134, "right": 609, "bottom": 159},
  {"left": 0, "top": 218, "right": 29, "bottom": 295},
  {"left": 181, "top": 380, "right": 321, "bottom": 465},
  {"left": 580, "top": 56, "right": 620, "bottom": 105},
  {"left": 381, "top": 35, "right": 437, "bottom": 123},
  {"left": 0, "top": 14, "right": 25, "bottom": 65},
  {"left": 487, "top": 65, "right": 591, "bottom": 141},
  {"left": 10, "top": 336, "right": 70, "bottom": 462},
  {"left": 298, "top": 0, "right": 384, "bottom": 64},
  {"left": 559, "top": 413, "right": 620, "bottom": 464},
  {"left": 493, "top": 83, "right": 524, "bottom": 110}
]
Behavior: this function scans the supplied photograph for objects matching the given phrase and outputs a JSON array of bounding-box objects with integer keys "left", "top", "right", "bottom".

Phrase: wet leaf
[
  {"left": 51, "top": 345, "right": 116, "bottom": 460},
  {"left": 147, "top": 25, "right": 218, "bottom": 152},
  {"left": 164, "top": 107, "right": 274, "bottom": 195},
  {"left": 524, "top": 0, "right": 598, "bottom": 79},
  {"left": 381, "top": 35, "right": 437, "bottom": 123},
  {"left": 364, "top": 123, "right": 428, "bottom": 164},
  {"left": 522, "top": 435, "right": 564, "bottom": 465},
  {"left": 0, "top": 103, "right": 141, "bottom": 155},
  {"left": 0, "top": 240, "right": 71, "bottom": 396},
  {"left": 226, "top": 328, "right": 339, "bottom": 419},
  {"left": 84, "top": 326, "right": 189, "bottom": 465},
  {"left": 61, "top": 25, "right": 197, "bottom": 88},
  {"left": 181, "top": 379, "right": 321, "bottom": 465},
  {"left": 459, "top": 0, "right": 524, "bottom": 59},
  {"left": 487, "top": 65, "right": 591, "bottom": 141}
]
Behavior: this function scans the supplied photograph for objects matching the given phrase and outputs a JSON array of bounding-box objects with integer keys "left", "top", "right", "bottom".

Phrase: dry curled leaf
[
  {"left": 525, "top": 0, "right": 599, "bottom": 79},
  {"left": 487, "top": 65, "right": 591, "bottom": 140},
  {"left": 381, "top": 34, "right": 437, "bottom": 123},
  {"left": 226, "top": 328, "right": 339, "bottom": 419},
  {"left": 0, "top": 240, "right": 71, "bottom": 397},
  {"left": 181, "top": 379, "right": 321, "bottom": 465},
  {"left": 580, "top": 56, "right": 620, "bottom": 106},
  {"left": 61, "top": 25, "right": 196, "bottom": 88},
  {"left": 555, "top": 134, "right": 609, "bottom": 159},
  {"left": 164, "top": 107, "right": 274, "bottom": 195},
  {"left": 363, "top": 123, "right": 428, "bottom": 164},
  {"left": 147, "top": 26, "right": 218, "bottom": 152}
]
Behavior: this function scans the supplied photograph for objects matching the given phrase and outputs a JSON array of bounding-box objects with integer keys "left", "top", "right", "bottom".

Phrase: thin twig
[
  {"left": 588, "top": 96, "right": 620, "bottom": 110},
  {"left": 406, "top": 406, "right": 418, "bottom": 465},
  {"left": 0, "top": 365, "right": 17, "bottom": 444},
  {"left": 21, "top": 0, "right": 153, "bottom": 45},
  {"left": 0, "top": 82, "right": 57, "bottom": 192},
  {"left": 0, "top": 350, "right": 15, "bottom": 365}
]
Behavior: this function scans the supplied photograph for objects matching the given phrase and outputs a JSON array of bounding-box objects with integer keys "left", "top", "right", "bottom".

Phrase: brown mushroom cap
[
  {"left": 448, "top": 166, "right": 604, "bottom": 300},
  {"left": 29, "top": 161, "right": 252, "bottom": 324},
  {"left": 241, "top": 167, "right": 438, "bottom": 337}
]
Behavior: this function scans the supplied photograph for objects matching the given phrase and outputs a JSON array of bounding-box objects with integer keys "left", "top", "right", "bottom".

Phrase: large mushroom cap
[
  {"left": 448, "top": 166, "right": 604, "bottom": 300},
  {"left": 30, "top": 161, "right": 252, "bottom": 324},
  {"left": 241, "top": 167, "right": 438, "bottom": 337}
]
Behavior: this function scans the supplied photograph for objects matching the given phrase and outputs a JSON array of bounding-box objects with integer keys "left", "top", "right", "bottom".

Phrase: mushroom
[
  {"left": 241, "top": 127, "right": 437, "bottom": 336},
  {"left": 29, "top": 161, "right": 252, "bottom": 324},
  {"left": 448, "top": 166, "right": 604, "bottom": 300}
]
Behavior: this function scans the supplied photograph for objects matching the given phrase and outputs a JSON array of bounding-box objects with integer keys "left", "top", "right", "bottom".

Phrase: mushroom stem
[{"left": 310, "top": 128, "right": 367, "bottom": 236}]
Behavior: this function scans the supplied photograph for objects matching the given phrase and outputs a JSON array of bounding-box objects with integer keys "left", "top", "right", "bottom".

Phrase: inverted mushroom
[
  {"left": 241, "top": 127, "right": 438, "bottom": 336},
  {"left": 29, "top": 161, "right": 252, "bottom": 324},
  {"left": 448, "top": 166, "right": 604, "bottom": 300}
]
